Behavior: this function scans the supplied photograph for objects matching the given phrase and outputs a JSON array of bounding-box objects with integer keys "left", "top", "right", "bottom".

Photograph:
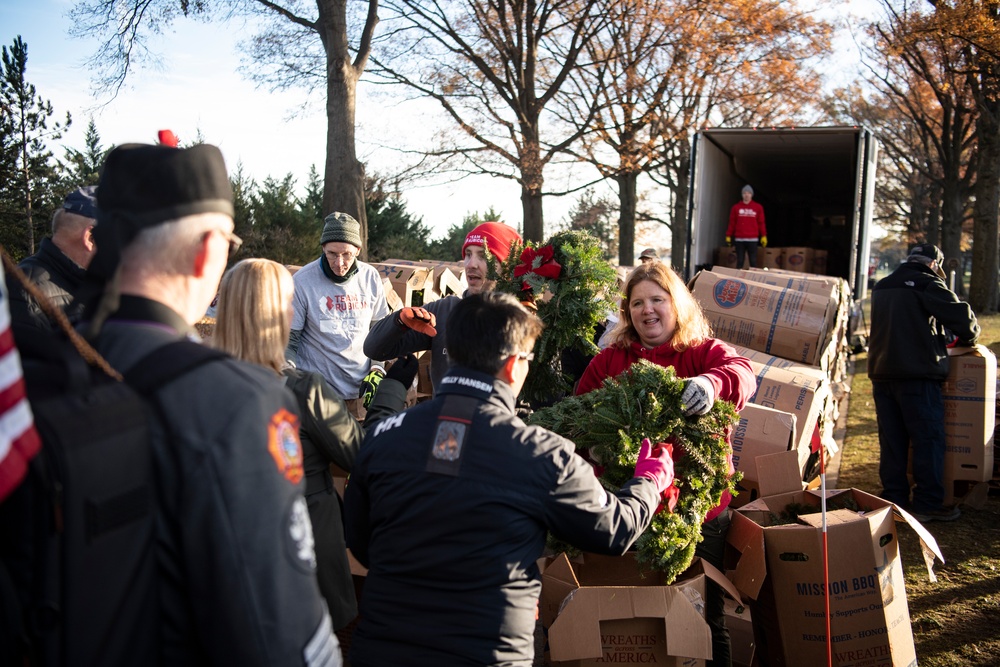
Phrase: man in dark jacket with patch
[
  {"left": 867, "top": 243, "right": 980, "bottom": 523},
  {"left": 8, "top": 186, "right": 98, "bottom": 331},
  {"left": 344, "top": 291, "right": 675, "bottom": 667},
  {"left": 85, "top": 143, "right": 341, "bottom": 665}
]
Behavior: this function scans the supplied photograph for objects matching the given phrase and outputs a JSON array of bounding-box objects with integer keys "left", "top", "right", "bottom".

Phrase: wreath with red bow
[{"left": 490, "top": 230, "right": 619, "bottom": 406}]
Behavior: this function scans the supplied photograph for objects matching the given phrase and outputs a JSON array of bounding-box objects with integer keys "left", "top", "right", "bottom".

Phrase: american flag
[{"left": 0, "top": 271, "right": 41, "bottom": 502}]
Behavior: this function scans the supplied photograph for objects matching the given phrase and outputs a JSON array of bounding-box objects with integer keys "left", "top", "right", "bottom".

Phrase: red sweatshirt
[
  {"left": 576, "top": 338, "right": 756, "bottom": 521},
  {"left": 727, "top": 200, "right": 766, "bottom": 240}
]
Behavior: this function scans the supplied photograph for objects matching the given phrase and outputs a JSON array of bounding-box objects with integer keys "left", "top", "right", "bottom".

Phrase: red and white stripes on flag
[{"left": 0, "top": 273, "right": 41, "bottom": 502}]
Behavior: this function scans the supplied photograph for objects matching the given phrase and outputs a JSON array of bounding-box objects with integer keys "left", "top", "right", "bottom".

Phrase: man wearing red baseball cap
[{"left": 364, "top": 221, "right": 522, "bottom": 394}]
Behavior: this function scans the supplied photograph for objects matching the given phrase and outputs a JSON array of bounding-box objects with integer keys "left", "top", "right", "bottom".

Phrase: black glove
[{"left": 385, "top": 354, "right": 420, "bottom": 389}]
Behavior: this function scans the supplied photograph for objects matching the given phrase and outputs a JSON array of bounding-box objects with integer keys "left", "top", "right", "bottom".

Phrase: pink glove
[{"left": 633, "top": 437, "right": 675, "bottom": 496}]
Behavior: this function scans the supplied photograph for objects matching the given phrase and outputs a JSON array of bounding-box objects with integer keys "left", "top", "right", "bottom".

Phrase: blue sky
[
  {"left": 1, "top": 0, "right": 530, "bottom": 240},
  {"left": 3, "top": 0, "right": 875, "bottom": 248}
]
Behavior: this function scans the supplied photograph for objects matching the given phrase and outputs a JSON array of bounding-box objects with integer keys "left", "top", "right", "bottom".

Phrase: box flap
[
  {"left": 756, "top": 450, "right": 804, "bottom": 497},
  {"left": 726, "top": 511, "right": 767, "bottom": 600},
  {"left": 689, "top": 557, "right": 744, "bottom": 604},
  {"left": 540, "top": 552, "right": 581, "bottom": 628},
  {"left": 548, "top": 585, "right": 712, "bottom": 661}
]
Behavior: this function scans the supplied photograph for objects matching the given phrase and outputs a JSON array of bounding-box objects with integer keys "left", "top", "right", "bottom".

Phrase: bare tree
[
  {"left": 862, "top": 1, "right": 980, "bottom": 295},
  {"left": 69, "top": 0, "right": 379, "bottom": 252},
  {"left": 558, "top": 0, "right": 829, "bottom": 267},
  {"left": 370, "top": 0, "right": 617, "bottom": 242}
]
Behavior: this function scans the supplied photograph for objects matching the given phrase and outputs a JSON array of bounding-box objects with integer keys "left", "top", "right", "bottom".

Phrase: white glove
[{"left": 680, "top": 376, "right": 715, "bottom": 416}]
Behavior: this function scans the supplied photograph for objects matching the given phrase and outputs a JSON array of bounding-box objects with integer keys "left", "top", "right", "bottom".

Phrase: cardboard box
[
  {"left": 372, "top": 263, "right": 436, "bottom": 307},
  {"left": 730, "top": 344, "right": 830, "bottom": 384},
  {"left": 715, "top": 246, "right": 740, "bottom": 269},
  {"left": 783, "top": 247, "right": 815, "bottom": 273},
  {"left": 731, "top": 404, "right": 799, "bottom": 507},
  {"left": 380, "top": 277, "right": 404, "bottom": 312},
  {"left": 739, "top": 358, "right": 829, "bottom": 470},
  {"left": 943, "top": 345, "right": 997, "bottom": 485},
  {"left": 725, "top": 597, "right": 755, "bottom": 667},
  {"left": 541, "top": 553, "right": 741, "bottom": 666},
  {"left": 812, "top": 249, "right": 828, "bottom": 275},
  {"left": 709, "top": 266, "right": 843, "bottom": 304},
  {"left": 690, "top": 272, "right": 837, "bottom": 366},
  {"left": 761, "top": 247, "right": 784, "bottom": 270},
  {"left": 727, "top": 488, "right": 944, "bottom": 667}
]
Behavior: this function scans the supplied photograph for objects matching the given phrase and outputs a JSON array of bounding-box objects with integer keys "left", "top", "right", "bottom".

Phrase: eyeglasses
[{"left": 211, "top": 228, "right": 243, "bottom": 256}]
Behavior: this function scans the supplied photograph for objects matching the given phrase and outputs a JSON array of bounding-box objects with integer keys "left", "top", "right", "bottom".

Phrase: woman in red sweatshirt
[{"left": 575, "top": 260, "right": 755, "bottom": 667}]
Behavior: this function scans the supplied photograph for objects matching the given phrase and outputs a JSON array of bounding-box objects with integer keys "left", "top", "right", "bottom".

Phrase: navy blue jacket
[{"left": 344, "top": 366, "right": 660, "bottom": 667}]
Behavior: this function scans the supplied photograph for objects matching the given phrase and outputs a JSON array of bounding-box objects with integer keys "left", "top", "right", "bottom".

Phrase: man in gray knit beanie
[{"left": 286, "top": 211, "right": 390, "bottom": 419}]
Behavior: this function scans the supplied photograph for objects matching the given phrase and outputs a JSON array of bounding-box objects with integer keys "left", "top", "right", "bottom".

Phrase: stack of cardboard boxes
[{"left": 715, "top": 246, "right": 829, "bottom": 275}]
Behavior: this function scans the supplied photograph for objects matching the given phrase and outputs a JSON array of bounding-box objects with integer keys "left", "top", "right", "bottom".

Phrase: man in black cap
[
  {"left": 868, "top": 243, "right": 980, "bottom": 523},
  {"left": 8, "top": 186, "right": 99, "bottom": 331},
  {"left": 87, "top": 143, "right": 341, "bottom": 665}
]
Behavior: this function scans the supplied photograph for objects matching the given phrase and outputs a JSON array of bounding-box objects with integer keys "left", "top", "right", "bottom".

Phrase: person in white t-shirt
[{"left": 287, "top": 212, "right": 391, "bottom": 418}]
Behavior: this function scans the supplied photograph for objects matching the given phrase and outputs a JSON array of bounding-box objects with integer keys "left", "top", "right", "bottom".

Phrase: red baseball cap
[{"left": 462, "top": 222, "right": 522, "bottom": 262}]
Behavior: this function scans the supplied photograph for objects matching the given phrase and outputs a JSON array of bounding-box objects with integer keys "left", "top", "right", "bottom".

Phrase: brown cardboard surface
[
  {"left": 727, "top": 488, "right": 944, "bottom": 667},
  {"left": 542, "top": 554, "right": 741, "bottom": 665},
  {"left": 730, "top": 344, "right": 829, "bottom": 383},
  {"left": 725, "top": 597, "right": 755, "bottom": 667},
  {"left": 710, "top": 266, "right": 841, "bottom": 303},
  {"left": 942, "top": 345, "right": 997, "bottom": 484},
  {"left": 731, "top": 404, "right": 799, "bottom": 507},
  {"left": 812, "top": 249, "right": 828, "bottom": 275},
  {"left": 742, "top": 361, "right": 829, "bottom": 465},
  {"left": 761, "top": 247, "right": 784, "bottom": 270},
  {"left": 783, "top": 247, "right": 815, "bottom": 273},
  {"left": 372, "top": 262, "right": 436, "bottom": 307},
  {"left": 690, "top": 271, "right": 836, "bottom": 366}
]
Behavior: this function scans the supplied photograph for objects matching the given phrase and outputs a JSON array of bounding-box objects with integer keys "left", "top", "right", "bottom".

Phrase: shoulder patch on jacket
[{"left": 268, "top": 408, "right": 304, "bottom": 484}]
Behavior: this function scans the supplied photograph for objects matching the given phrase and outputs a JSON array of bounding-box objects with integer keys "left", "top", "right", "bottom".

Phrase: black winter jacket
[
  {"left": 8, "top": 238, "right": 87, "bottom": 332},
  {"left": 343, "top": 366, "right": 660, "bottom": 667},
  {"left": 868, "top": 261, "right": 980, "bottom": 382}
]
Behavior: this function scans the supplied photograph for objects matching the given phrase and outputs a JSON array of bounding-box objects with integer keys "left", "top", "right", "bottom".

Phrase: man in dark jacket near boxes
[
  {"left": 867, "top": 243, "right": 980, "bottom": 523},
  {"left": 344, "top": 291, "right": 675, "bottom": 667}
]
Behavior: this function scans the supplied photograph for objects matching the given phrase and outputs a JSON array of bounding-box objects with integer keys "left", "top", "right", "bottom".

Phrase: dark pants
[
  {"left": 872, "top": 379, "right": 947, "bottom": 511},
  {"left": 694, "top": 512, "right": 731, "bottom": 667},
  {"left": 734, "top": 241, "right": 758, "bottom": 268}
]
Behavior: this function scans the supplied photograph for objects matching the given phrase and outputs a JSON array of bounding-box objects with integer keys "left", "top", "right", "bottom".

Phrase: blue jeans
[{"left": 871, "top": 379, "right": 946, "bottom": 511}]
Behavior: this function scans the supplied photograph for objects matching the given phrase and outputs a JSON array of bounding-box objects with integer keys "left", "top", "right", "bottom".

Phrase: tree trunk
[
  {"left": 939, "top": 179, "right": 964, "bottom": 294},
  {"left": 672, "top": 139, "right": 691, "bottom": 276},
  {"left": 520, "top": 133, "right": 545, "bottom": 242},
  {"left": 970, "top": 95, "right": 1000, "bottom": 313},
  {"left": 320, "top": 0, "right": 369, "bottom": 258},
  {"left": 616, "top": 172, "right": 637, "bottom": 266}
]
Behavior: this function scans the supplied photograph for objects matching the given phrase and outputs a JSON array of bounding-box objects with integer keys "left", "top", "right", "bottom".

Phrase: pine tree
[
  {"left": 60, "top": 117, "right": 105, "bottom": 187},
  {"left": 0, "top": 36, "right": 70, "bottom": 258}
]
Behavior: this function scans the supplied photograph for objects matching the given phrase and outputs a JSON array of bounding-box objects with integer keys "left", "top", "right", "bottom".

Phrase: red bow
[{"left": 514, "top": 245, "right": 562, "bottom": 290}]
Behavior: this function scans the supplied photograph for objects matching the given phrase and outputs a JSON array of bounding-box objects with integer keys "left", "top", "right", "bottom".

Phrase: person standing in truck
[{"left": 725, "top": 185, "right": 767, "bottom": 269}]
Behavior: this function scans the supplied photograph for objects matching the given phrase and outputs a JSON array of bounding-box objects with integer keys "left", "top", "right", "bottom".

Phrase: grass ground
[{"left": 837, "top": 311, "right": 1000, "bottom": 666}]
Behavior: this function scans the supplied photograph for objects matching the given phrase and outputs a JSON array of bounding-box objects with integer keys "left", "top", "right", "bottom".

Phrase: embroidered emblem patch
[
  {"left": 268, "top": 408, "right": 304, "bottom": 484},
  {"left": 288, "top": 496, "right": 316, "bottom": 570},
  {"left": 432, "top": 420, "right": 466, "bottom": 461}
]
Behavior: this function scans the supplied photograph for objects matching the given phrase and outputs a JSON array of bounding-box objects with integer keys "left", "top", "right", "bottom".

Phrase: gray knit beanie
[{"left": 320, "top": 212, "right": 362, "bottom": 248}]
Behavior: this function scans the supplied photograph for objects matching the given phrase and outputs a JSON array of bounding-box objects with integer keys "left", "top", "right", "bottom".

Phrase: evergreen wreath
[
  {"left": 489, "top": 230, "right": 619, "bottom": 406},
  {"left": 528, "top": 360, "right": 741, "bottom": 583}
]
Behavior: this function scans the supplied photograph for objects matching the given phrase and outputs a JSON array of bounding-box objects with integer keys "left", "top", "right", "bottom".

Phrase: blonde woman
[
  {"left": 214, "top": 258, "right": 415, "bottom": 632},
  {"left": 575, "top": 260, "right": 755, "bottom": 667}
]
